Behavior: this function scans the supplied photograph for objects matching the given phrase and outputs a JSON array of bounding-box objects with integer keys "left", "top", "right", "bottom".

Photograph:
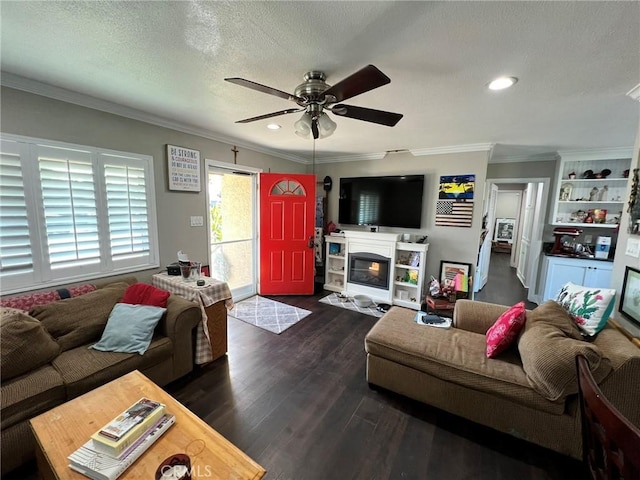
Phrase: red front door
[{"left": 259, "top": 173, "right": 316, "bottom": 295}]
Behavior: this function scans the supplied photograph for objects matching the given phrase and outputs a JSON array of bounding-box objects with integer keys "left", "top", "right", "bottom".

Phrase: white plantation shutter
[
  {"left": 37, "top": 147, "right": 101, "bottom": 270},
  {"left": 0, "top": 135, "right": 158, "bottom": 294},
  {"left": 102, "top": 154, "right": 153, "bottom": 267},
  {"left": 0, "top": 140, "right": 34, "bottom": 276}
]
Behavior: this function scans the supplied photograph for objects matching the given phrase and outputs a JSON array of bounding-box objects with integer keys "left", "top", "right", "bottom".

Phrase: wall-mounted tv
[{"left": 339, "top": 175, "right": 424, "bottom": 229}]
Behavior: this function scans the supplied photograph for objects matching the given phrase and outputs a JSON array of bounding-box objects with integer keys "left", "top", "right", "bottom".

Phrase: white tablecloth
[{"left": 152, "top": 273, "right": 233, "bottom": 364}]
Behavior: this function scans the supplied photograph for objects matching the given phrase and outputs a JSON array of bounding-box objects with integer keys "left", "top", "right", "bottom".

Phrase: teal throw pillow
[
  {"left": 556, "top": 282, "right": 615, "bottom": 337},
  {"left": 90, "top": 303, "right": 166, "bottom": 355}
]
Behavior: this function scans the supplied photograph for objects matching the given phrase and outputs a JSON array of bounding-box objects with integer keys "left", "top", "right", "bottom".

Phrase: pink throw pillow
[
  {"left": 486, "top": 301, "right": 526, "bottom": 358},
  {"left": 122, "top": 283, "right": 170, "bottom": 308}
]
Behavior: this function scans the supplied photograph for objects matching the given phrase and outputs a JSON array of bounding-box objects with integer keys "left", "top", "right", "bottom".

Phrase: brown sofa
[
  {"left": 0, "top": 277, "right": 202, "bottom": 474},
  {"left": 364, "top": 300, "right": 640, "bottom": 459}
]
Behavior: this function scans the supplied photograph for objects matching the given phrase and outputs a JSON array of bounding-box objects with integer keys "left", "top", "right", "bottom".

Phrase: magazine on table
[
  {"left": 414, "top": 311, "right": 452, "bottom": 328},
  {"left": 68, "top": 414, "right": 175, "bottom": 480}
]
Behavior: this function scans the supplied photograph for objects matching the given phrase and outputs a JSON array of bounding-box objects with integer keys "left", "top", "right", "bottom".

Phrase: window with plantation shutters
[
  {"left": 38, "top": 146, "right": 101, "bottom": 270},
  {"left": 0, "top": 135, "right": 159, "bottom": 294},
  {"left": 0, "top": 140, "right": 34, "bottom": 280},
  {"left": 102, "top": 154, "right": 152, "bottom": 267}
]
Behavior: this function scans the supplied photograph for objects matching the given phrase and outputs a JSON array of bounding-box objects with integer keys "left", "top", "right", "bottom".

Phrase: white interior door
[
  {"left": 517, "top": 184, "right": 535, "bottom": 286},
  {"left": 475, "top": 183, "right": 499, "bottom": 292},
  {"left": 206, "top": 161, "right": 260, "bottom": 301}
]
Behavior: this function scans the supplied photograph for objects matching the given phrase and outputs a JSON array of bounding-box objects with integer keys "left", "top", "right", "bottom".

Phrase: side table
[
  {"left": 422, "top": 295, "right": 456, "bottom": 318},
  {"left": 152, "top": 273, "right": 232, "bottom": 364}
]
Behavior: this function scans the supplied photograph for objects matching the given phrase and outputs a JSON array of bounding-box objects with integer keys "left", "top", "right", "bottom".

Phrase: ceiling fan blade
[
  {"left": 235, "top": 108, "right": 303, "bottom": 124},
  {"left": 225, "top": 77, "right": 304, "bottom": 103},
  {"left": 332, "top": 104, "right": 403, "bottom": 127},
  {"left": 322, "top": 65, "right": 391, "bottom": 103},
  {"left": 311, "top": 118, "right": 319, "bottom": 140}
]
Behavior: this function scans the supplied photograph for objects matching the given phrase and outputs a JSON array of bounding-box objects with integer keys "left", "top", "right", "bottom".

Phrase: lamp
[{"left": 294, "top": 110, "right": 336, "bottom": 139}]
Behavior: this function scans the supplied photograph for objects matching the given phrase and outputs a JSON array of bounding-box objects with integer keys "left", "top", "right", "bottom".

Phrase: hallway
[{"left": 474, "top": 251, "right": 537, "bottom": 309}]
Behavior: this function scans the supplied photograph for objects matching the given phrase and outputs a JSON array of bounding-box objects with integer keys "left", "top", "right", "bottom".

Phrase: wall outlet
[{"left": 190, "top": 216, "right": 204, "bottom": 227}]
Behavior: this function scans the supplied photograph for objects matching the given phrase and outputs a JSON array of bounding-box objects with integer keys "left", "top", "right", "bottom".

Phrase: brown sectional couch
[
  {"left": 364, "top": 300, "right": 640, "bottom": 459},
  {"left": 0, "top": 277, "right": 202, "bottom": 474}
]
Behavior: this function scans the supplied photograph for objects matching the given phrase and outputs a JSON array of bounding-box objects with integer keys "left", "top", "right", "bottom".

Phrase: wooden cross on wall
[{"left": 231, "top": 145, "right": 239, "bottom": 164}]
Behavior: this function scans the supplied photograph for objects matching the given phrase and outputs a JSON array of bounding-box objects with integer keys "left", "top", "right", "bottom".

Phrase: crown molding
[
  {"left": 313, "top": 152, "right": 387, "bottom": 164},
  {"left": 627, "top": 83, "right": 640, "bottom": 102},
  {"left": 489, "top": 152, "right": 560, "bottom": 164},
  {"left": 1, "top": 72, "right": 309, "bottom": 164},
  {"left": 409, "top": 143, "right": 494, "bottom": 157},
  {"left": 557, "top": 147, "right": 634, "bottom": 161}
]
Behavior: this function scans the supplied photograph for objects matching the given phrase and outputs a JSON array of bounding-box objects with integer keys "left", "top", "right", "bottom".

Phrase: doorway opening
[
  {"left": 206, "top": 161, "right": 261, "bottom": 301},
  {"left": 476, "top": 177, "right": 549, "bottom": 304}
]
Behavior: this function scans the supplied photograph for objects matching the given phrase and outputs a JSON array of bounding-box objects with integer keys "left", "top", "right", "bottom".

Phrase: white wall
[
  {"left": 495, "top": 191, "right": 522, "bottom": 219},
  {"left": 1, "top": 87, "right": 305, "bottom": 284},
  {"left": 611, "top": 122, "right": 640, "bottom": 337},
  {"left": 314, "top": 151, "right": 489, "bottom": 283}
]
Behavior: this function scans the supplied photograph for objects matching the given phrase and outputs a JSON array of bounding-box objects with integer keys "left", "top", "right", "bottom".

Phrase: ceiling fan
[{"left": 224, "top": 65, "right": 403, "bottom": 140}]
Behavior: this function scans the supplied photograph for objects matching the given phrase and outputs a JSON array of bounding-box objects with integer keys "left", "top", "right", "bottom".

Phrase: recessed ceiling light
[
  {"left": 267, "top": 123, "right": 281, "bottom": 130},
  {"left": 488, "top": 76, "right": 518, "bottom": 90}
]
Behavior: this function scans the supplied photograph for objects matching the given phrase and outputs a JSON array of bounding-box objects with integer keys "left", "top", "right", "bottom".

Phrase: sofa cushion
[
  {"left": 52, "top": 336, "right": 172, "bottom": 399},
  {"left": 0, "top": 364, "right": 66, "bottom": 430},
  {"left": 523, "top": 300, "right": 583, "bottom": 339},
  {"left": 486, "top": 301, "right": 526, "bottom": 358},
  {"left": 556, "top": 282, "right": 616, "bottom": 336},
  {"left": 1, "top": 307, "right": 60, "bottom": 381},
  {"left": 122, "top": 283, "right": 170, "bottom": 308},
  {"left": 91, "top": 304, "right": 166, "bottom": 355},
  {"left": 518, "top": 319, "right": 612, "bottom": 401},
  {"left": 30, "top": 282, "right": 129, "bottom": 352},
  {"left": 365, "top": 307, "right": 564, "bottom": 414}
]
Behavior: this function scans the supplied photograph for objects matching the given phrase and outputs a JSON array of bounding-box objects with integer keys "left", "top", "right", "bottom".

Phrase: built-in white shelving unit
[{"left": 553, "top": 149, "right": 632, "bottom": 228}]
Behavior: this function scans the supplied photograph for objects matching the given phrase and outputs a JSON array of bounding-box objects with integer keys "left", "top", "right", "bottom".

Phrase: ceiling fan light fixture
[
  {"left": 317, "top": 112, "right": 337, "bottom": 138},
  {"left": 488, "top": 76, "right": 518, "bottom": 90},
  {"left": 294, "top": 112, "right": 312, "bottom": 138}
]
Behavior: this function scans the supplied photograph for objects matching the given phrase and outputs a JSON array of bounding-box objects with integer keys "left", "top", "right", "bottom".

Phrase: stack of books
[{"left": 67, "top": 397, "right": 175, "bottom": 480}]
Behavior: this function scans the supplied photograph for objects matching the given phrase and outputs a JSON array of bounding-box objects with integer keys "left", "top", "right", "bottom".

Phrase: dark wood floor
[
  {"left": 5, "top": 256, "right": 583, "bottom": 479},
  {"left": 475, "top": 251, "right": 538, "bottom": 309}
]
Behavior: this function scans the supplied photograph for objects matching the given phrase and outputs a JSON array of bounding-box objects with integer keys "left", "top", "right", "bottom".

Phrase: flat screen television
[{"left": 338, "top": 175, "right": 424, "bottom": 228}]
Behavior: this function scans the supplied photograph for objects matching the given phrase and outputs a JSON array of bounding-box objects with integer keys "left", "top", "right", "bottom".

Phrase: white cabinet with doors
[
  {"left": 324, "top": 235, "right": 347, "bottom": 292},
  {"left": 393, "top": 242, "right": 429, "bottom": 309},
  {"left": 553, "top": 150, "right": 631, "bottom": 228},
  {"left": 540, "top": 255, "right": 613, "bottom": 302}
]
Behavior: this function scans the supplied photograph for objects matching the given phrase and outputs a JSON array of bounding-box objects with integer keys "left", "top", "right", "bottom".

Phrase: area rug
[
  {"left": 229, "top": 296, "right": 312, "bottom": 334},
  {"left": 319, "top": 293, "right": 384, "bottom": 318}
]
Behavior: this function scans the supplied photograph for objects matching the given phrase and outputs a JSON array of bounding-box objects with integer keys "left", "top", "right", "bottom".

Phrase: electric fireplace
[{"left": 347, "top": 253, "right": 390, "bottom": 290}]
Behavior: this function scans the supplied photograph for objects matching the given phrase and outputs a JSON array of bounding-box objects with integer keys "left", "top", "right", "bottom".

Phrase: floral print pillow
[{"left": 556, "top": 282, "right": 616, "bottom": 336}]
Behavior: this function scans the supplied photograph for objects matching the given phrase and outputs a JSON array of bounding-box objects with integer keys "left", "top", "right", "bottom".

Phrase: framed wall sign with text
[{"left": 167, "top": 145, "right": 201, "bottom": 192}]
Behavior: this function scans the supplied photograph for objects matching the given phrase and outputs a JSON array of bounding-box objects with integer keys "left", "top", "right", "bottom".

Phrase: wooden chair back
[{"left": 576, "top": 355, "right": 640, "bottom": 480}]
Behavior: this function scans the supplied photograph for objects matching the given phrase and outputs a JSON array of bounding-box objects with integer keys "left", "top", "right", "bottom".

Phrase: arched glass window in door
[{"left": 270, "top": 179, "right": 305, "bottom": 196}]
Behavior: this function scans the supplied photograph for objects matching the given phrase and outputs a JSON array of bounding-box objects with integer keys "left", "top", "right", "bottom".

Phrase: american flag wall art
[{"left": 435, "top": 201, "right": 474, "bottom": 227}]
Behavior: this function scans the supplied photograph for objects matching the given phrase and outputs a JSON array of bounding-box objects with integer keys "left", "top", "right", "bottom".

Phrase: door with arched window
[{"left": 259, "top": 173, "right": 316, "bottom": 295}]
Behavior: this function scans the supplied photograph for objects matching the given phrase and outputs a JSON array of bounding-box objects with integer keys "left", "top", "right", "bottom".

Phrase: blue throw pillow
[{"left": 90, "top": 303, "right": 166, "bottom": 355}]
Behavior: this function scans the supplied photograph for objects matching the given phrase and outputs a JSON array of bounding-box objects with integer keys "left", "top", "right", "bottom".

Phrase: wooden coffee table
[{"left": 30, "top": 370, "right": 266, "bottom": 480}]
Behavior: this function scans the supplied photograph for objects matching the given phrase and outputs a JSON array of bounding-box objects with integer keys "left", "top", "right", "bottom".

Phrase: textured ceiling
[{"left": 1, "top": 1, "right": 639, "bottom": 163}]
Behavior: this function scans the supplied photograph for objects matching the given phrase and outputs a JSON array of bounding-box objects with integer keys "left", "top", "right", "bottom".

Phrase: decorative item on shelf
[
  {"left": 589, "top": 187, "right": 599, "bottom": 201},
  {"left": 568, "top": 171, "right": 576, "bottom": 179},
  {"left": 583, "top": 169, "right": 595, "bottom": 179},
  {"left": 595, "top": 169, "right": 611, "bottom": 179},
  {"left": 588, "top": 209, "right": 607, "bottom": 224},
  {"left": 597, "top": 185, "right": 608, "bottom": 201},
  {"left": 560, "top": 183, "right": 573, "bottom": 201},
  {"left": 623, "top": 169, "right": 630, "bottom": 178}
]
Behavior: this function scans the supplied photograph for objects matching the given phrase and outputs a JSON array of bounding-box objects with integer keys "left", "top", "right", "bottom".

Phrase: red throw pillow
[
  {"left": 486, "top": 301, "right": 526, "bottom": 358},
  {"left": 122, "top": 283, "right": 170, "bottom": 308}
]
